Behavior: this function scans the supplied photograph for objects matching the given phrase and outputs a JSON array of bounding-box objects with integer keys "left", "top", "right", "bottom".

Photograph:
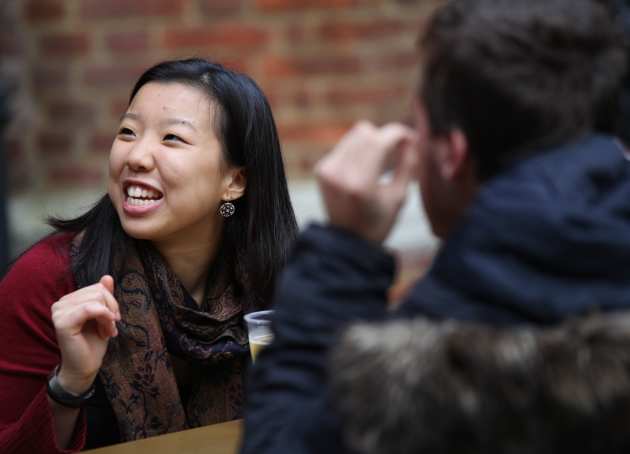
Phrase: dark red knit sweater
[{"left": 0, "top": 233, "right": 87, "bottom": 453}]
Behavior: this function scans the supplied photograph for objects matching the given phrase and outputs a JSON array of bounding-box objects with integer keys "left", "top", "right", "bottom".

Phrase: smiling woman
[{"left": 0, "top": 59, "right": 297, "bottom": 453}]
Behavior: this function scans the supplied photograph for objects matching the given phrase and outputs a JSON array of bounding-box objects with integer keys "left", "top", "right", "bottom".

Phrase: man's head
[
  {"left": 331, "top": 312, "right": 630, "bottom": 454},
  {"left": 415, "top": 0, "right": 626, "bottom": 237}
]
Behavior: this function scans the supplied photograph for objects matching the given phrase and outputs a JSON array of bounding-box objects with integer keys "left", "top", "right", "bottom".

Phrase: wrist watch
[{"left": 47, "top": 365, "right": 96, "bottom": 408}]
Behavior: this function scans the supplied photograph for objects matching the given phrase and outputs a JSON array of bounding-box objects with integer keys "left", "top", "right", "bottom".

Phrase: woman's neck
[{"left": 153, "top": 235, "right": 219, "bottom": 305}]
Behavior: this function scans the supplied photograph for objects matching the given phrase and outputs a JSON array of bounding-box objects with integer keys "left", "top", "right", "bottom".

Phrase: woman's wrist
[{"left": 56, "top": 366, "right": 97, "bottom": 396}]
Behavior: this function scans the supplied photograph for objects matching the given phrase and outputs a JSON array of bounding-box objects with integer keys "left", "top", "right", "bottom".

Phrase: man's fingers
[
  {"left": 379, "top": 144, "right": 419, "bottom": 211},
  {"left": 314, "top": 120, "right": 419, "bottom": 243},
  {"left": 317, "top": 122, "right": 416, "bottom": 187},
  {"left": 315, "top": 122, "right": 373, "bottom": 178},
  {"left": 378, "top": 123, "right": 417, "bottom": 150},
  {"left": 390, "top": 136, "right": 420, "bottom": 192}
]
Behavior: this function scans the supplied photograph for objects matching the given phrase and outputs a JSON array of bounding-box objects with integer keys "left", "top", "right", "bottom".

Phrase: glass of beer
[{"left": 244, "top": 310, "right": 274, "bottom": 361}]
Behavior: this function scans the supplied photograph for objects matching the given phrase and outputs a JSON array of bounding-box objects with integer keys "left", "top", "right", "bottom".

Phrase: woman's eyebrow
[
  {"left": 119, "top": 113, "right": 197, "bottom": 132},
  {"left": 162, "top": 117, "right": 197, "bottom": 131},
  {"left": 120, "top": 112, "right": 141, "bottom": 122}
]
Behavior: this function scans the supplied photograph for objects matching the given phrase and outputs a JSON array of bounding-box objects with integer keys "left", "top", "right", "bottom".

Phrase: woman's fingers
[
  {"left": 94, "top": 318, "right": 118, "bottom": 340},
  {"left": 55, "top": 277, "right": 120, "bottom": 320},
  {"left": 56, "top": 306, "right": 119, "bottom": 340},
  {"left": 100, "top": 275, "right": 114, "bottom": 293},
  {"left": 98, "top": 276, "right": 121, "bottom": 320},
  {"left": 55, "top": 301, "right": 116, "bottom": 328}
]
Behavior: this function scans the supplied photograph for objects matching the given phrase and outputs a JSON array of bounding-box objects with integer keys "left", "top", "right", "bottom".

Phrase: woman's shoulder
[
  {"left": 12, "top": 232, "right": 74, "bottom": 274},
  {"left": 0, "top": 232, "right": 77, "bottom": 306}
]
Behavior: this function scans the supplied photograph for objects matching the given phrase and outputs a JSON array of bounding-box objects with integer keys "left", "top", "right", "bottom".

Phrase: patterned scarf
[{"left": 97, "top": 240, "right": 249, "bottom": 441}]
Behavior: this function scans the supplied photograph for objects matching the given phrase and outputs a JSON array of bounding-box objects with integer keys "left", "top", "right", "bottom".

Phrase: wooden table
[{"left": 85, "top": 420, "right": 242, "bottom": 454}]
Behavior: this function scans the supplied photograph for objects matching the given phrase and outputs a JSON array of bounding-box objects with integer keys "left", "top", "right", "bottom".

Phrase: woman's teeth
[
  {"left": 127, "top": 197, "right": 158, "bottom": 206},
  {"left": 125, "top": 185, "right": 162, "bottom": 206},
  {"left": 126, "top": 185, "right": 161, "bottom": 199}
]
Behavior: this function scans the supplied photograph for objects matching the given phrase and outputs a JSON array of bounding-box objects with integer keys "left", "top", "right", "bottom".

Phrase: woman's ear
[{"left": 222, "top": 167, "right": 247, "bottom": 201}]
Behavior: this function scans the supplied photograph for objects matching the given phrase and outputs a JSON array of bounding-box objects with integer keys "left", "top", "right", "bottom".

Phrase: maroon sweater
[{"left": 0, "top": 233, "right": 87, "bottom": 453}]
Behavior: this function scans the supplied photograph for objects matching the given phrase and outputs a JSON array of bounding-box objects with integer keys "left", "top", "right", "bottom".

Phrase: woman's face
[{"left": 108, "top": 81, "right": 241, "bottom": 245}]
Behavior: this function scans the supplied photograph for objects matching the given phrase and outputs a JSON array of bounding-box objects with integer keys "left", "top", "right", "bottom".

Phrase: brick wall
[{"left": 3, "top": 0, "right": 441, "bottom": 194}]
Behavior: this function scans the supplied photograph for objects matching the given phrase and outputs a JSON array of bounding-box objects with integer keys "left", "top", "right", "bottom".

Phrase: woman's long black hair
[{"left": 49, "top": 58, "right": 298, "bottom": 308}]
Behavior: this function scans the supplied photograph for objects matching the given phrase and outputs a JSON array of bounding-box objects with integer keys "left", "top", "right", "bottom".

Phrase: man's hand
[{"left": 315, "top": 121, "right": 418, "bottom": 244}]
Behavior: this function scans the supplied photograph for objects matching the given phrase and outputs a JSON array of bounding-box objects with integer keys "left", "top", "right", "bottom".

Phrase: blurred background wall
[{"left": 1, "top": 0, "right": 440, "bottom": 295}]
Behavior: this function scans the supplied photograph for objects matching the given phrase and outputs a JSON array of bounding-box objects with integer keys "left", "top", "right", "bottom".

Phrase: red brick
[
  {"left": 324, "top": 85, "right": 409, "bottom": 106},
  {"left": 198, "top": 0, "right": 244, "bottom": 16},
  {"left": 31, "top": 66, "right": 70, "bottom": 93},
  {"left": 163, "top": 25, "right": 270, "bottom": 50},
  {"left": 110, "top": 97, "right": 129, "bottom": 120},
  {"left": 290, "top": 90, "right": 315, "bottom": 108},
  {"left": 319, "top": 19, "right": 407, "bottom": 42},
  {"left": 263, "top": 56, "right": 362, "bottom": 78},
  {"left": 83, "top": 64, "right": 146, "bottom": 88},
  {"left": 105, "top": 31, "right": 149, "bottom": 54},
  {"left": 218, "top": 58, "right": 250, "bottom": 75},
  {"left": 286, "top": 24, "right": 308, "bottom": 43},
  {"left": 265, "top": 88, "right": 315, "bottom": 109},
  {"left": 297, "top": 149, "right": 327, "bottom": 173},
  {"left": 45, "top": 100, "right": 94, "bottom": 125},
  {"left": 24, "top": 0, "right": 65, "bottom": 23},
  {"left": 256, "top": 0, "right": 358, "bottom": 11},
  {"left": 47, "top": 165, "right": 104, "bottom": 186},
  {"left": 279, "top": 122, "right": 352, "bottom": 145},
  {"left": 39, "top": 32, "right": 90, "bottom": 57},
  {"left": 377, "top": 51, "right": 419, "bottom": 70},
  {"left": 90, "top": 132, "right": 115, "bottom": 154},
  {"left": 281, "top": 145, "right": 326, "bottom": 178},
  {"left": 298, "top": 156, "right": 316, "bottom": 174},
  {"left": 81, "top": 0, "right": 184, "bottom": 19},
  {"left": 37, "top": 131, "right": 73, "bottom": 155}
]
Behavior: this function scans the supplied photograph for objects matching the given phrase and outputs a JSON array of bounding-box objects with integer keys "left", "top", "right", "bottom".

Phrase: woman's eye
[
  {"left": 118, "top": 127, "right": 135, "bottom": 136},
  {"left": 164, "top": 134, "right": 186, "bottom": 143}
]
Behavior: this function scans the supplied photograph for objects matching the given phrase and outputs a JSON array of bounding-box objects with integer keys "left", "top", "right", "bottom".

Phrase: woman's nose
[{"left": 126, "top": 139, "right": 155, "bottom": 172}]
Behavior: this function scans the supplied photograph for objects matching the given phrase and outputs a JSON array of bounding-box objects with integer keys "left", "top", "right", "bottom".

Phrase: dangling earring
[{"left": 219, "top": 201, "right": 236, "bottom": 218}]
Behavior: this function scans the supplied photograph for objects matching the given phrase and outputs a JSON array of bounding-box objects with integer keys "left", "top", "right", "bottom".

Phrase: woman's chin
[{"left": 119, "top": 221, "right": 163, "bottom": 242}]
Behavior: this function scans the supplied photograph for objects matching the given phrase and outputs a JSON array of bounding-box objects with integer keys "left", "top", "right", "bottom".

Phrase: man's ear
[
  {"left": 436, "top": 129, "right": 470, "bottom": 181},
  {"left": 222, "top": 167, "right": 247, "bottom": 201}
]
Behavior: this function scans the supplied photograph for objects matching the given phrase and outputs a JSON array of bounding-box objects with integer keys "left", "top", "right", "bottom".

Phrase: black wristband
[{"left": 47, "top": 365, "right": 95, "bottom": 408}]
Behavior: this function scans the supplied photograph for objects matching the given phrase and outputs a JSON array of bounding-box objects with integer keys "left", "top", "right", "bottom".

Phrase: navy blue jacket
[{"left": 240, "top": 135, "right": 630, "bottom": 454}]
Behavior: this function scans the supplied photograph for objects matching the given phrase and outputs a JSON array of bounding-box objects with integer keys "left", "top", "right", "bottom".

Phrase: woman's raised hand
[{"left": 51, "top": 275, "right": 120, "bottom": 394}]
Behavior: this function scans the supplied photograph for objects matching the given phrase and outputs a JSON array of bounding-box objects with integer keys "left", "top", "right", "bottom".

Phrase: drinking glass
[{"left": 244, "top": 310, "right": 274, "bottom": 361}]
